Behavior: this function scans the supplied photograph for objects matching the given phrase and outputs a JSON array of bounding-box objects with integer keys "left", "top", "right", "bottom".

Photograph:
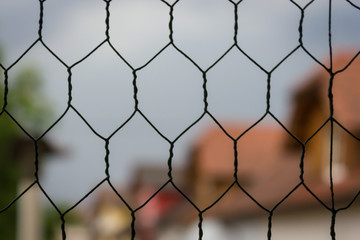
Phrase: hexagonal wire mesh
[{"left": 1, "top": 0, "right": 360, "bottom": 240}]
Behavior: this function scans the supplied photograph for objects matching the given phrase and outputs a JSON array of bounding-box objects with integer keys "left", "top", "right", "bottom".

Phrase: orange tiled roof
[{"left": 191, "top": 122, "right": 360, "bottom": 220}]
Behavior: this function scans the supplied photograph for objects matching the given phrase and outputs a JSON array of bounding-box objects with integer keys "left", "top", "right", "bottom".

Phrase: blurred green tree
[{"left": 0, "top": 49, "right": 53, "bottom": 240}]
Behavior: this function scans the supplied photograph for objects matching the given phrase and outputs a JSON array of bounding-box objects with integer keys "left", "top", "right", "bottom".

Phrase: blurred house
[
  {"left": 90, "top": 53, "right": 360, "bottom": 240},
  {"left": 158, "top": 53, "right": 360, "bottom": 240},
  {"left": 91, "top": 166, "right": 185, "bottom": 240},
  {"left": 288, "top": 53, "right": 360, "bottom": 181}
]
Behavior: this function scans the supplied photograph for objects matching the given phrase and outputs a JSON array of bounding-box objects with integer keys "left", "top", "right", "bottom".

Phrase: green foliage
[
  {"left": 0, "top": 56, "right": 53, "bottom": 240},
  {"left": 5, "top": 66, "right": 53, "bottom": 133},
  {"left": 0, "top": 74, "right": 18, "bottom": 240}
]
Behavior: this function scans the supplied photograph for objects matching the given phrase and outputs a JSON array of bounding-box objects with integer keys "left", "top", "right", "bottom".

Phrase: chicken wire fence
[{"left": 1, "top": 0, "right": 360, "bottom": 239}]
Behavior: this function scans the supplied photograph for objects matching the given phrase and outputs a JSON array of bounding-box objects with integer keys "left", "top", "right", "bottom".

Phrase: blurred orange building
[
  {"left": 159, "top": 53, "right": 360, "bottom": 240},
  {"left": 187, "top": 53, "right": 360, "bottom": 217},
  {"left": 91, "top": 53, "right": 360, "bottom": 240}
]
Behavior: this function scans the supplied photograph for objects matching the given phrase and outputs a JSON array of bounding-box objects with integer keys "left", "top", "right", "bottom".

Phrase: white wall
[{"left": 158, "top": 206, "right": 360, "bottom": 240}]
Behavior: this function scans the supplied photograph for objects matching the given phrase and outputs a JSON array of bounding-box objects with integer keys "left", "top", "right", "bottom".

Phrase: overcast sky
[{"left": 1, "top": 0, "right": 360, "bottom": 206}]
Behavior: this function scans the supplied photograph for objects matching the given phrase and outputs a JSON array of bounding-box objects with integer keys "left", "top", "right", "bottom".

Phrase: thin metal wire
[{"left": 0, "top": 0, "right": 359, "bottom": 240}]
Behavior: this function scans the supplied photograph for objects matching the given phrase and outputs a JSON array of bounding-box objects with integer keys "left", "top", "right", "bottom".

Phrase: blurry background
[{"left": 0, "top": 0, "right": 360, "bottom": 240}]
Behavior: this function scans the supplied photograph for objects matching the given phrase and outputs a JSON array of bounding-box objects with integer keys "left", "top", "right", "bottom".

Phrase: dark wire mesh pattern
[{"left": 1, "top": 0, "right": 360, "bottom": 239}]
